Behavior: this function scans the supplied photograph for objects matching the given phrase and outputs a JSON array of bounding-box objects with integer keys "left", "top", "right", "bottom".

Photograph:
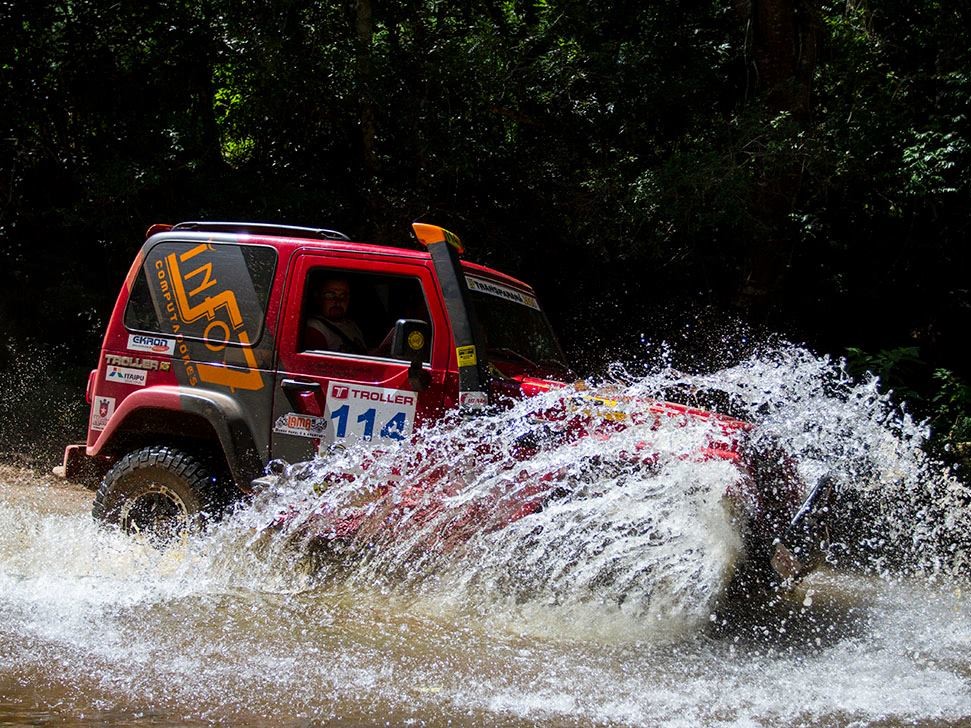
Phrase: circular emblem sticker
[{"left": 407, "top": 331, "right": 425, "bottom": 351}]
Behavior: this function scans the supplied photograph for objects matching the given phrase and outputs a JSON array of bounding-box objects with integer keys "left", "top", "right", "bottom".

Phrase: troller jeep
[{"left": 59, "top": 221, "right": 829, "bottom": 578}]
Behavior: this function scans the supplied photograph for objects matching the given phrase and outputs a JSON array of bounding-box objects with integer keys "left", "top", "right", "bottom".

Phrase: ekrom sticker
[{"left": 127, "top": 334, "right": 175, "bottom": 355}]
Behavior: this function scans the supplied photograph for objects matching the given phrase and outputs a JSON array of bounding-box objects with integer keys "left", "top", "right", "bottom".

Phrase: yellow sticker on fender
[{"left": 456, "top": 345, "right": 477, "bottom": 367}]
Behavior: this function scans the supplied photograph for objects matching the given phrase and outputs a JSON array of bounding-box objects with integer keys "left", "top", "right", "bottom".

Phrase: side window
[
  {"left": 301, "top": 269, "right": 431, "bottom": 362},
  {"left": 124, "top": 241, "right": 277, "bottom": 347}
]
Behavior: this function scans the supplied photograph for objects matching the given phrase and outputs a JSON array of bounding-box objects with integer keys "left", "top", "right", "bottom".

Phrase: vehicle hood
[{"left": 510, "top": 373, "right": 752, "bottom": 438}]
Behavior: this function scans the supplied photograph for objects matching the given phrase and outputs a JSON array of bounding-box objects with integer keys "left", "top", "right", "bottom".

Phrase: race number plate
[{"left": 323, "top": 381, "right": 417, "bottom": 444}]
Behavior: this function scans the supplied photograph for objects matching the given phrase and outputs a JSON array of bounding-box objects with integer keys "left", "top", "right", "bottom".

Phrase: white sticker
[
  {"left": 127, "top": 333, "right": 176, "bottom": 355},
  {"left": 91, "top": 396, "right": 115, "bottom": 431},
  {"left": 273, "top": 412, "right": 328, "bottom": 439},
  {"left": 459, "top": 391, "right": 489, "bottom": 409},
  {"left": 105, "top": 365, "right": 148, "bottom": 387},
  {"left": 324, "top": 381, "right": 417, "bottom": 444},
  {"left": 466, "top": 276, "right": 540, "bottom": 310}
]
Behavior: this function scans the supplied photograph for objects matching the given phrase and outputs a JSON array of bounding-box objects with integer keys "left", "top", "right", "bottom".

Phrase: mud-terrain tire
[{"left": 92, "top": 446, "right": 222, "bottom": 542}]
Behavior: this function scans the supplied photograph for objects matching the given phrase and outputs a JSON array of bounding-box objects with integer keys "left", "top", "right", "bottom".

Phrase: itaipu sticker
[
  {"left": 91, "top": 396, "right": 115, "bottom": 431},
  {"left": 273, "top": 413, "right": 328, "bottom": 439},
  {"left": 456, "top": 345, "right": 477, "bottom": 367},
  {"left": 127, "top": 333, "right": 175, "bottom": 355},
  {"left": 105, "top": 365, "right": 148, "bottom": 387}
]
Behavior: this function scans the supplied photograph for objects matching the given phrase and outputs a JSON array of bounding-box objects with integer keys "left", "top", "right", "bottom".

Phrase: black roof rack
[{"left": 172, "top": 221, "right": 351, "bottom": 242}]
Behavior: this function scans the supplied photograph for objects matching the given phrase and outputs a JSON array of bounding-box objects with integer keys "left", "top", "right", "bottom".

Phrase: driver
[{"left": 304, "top": 276, "right": 367, "bottom": 354}]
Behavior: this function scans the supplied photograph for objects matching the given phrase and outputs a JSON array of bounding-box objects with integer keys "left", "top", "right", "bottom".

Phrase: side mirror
[
  {"left": 390, "top": 319, "right": 430, "bottom": 361},
  {"left": 390, "top": 319, "right": 432, "bottom": 391}
]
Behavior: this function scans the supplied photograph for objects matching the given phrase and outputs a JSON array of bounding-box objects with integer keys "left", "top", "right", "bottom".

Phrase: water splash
[
  {"left": 188, "top": 343, "right": 969, "bottom": 642},
  {"left": 2, "top": 344, "right": 970, "bottom": 724},
  {"left": 672, "top": 346, "right": 970, "bottom": 577}
]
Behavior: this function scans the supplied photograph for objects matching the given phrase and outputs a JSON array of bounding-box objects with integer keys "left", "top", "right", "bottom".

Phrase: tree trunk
[
  {"left": 355, "top": 0, "right": 379, "bottom": 202},
  {"left": 736, "top": 0, "right": 819, "bottom": 315}
]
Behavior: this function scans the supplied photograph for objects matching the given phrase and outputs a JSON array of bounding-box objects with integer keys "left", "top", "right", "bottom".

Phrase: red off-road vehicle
[{"left": 59, "top": 221, "right": 829, "bottom": 579}]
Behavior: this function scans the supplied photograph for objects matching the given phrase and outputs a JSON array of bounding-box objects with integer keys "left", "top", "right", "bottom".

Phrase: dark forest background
[{"left": 1, "top": 0, "right": 969, "bottom": 467}]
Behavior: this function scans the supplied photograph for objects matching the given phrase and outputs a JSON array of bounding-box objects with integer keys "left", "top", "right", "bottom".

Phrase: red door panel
[{"left": 269, "top": 252, "right": 451, "bottom": 463}]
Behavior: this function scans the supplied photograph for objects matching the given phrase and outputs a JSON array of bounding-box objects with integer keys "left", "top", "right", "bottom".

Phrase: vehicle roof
[{"left": 146, "top": 226, "right": 536, "bottom": 293}]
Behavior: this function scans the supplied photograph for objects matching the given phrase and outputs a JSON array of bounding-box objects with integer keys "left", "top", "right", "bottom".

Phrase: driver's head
[{"left": 315, "top": 277, "right": 351, "bottom": 321}]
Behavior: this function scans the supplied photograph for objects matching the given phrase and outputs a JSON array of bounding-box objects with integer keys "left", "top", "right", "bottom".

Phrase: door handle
[{"left": 281, "top": 378, "right": 321, "bottom": 391}]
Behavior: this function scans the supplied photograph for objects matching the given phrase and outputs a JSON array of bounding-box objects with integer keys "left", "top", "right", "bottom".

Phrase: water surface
[{"left": 2, "top": 348, "right": 969, "bottom": 726}]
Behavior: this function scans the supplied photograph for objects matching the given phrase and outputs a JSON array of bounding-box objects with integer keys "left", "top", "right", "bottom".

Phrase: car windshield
[{"left": 466, "top": 275, "right": 573, "bottom": 378}]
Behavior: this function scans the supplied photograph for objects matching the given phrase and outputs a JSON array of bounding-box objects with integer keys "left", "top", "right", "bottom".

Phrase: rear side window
[{"left": 124, "top": 241, "right": 277, "bottom": 347}]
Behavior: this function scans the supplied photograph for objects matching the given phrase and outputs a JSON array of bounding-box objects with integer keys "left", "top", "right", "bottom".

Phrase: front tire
[{"left": 92, "top": 446, "right": 222, "bottom": 542}]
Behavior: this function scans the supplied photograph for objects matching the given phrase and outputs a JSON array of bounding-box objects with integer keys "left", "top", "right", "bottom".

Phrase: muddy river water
[{"left": 2, "top": 349, "right": 970, "bottom": 726}]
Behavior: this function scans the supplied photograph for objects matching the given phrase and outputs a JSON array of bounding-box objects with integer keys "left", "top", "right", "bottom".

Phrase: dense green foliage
[{"left": 1, "top": 0, "right": 968, "bottom": 460}]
